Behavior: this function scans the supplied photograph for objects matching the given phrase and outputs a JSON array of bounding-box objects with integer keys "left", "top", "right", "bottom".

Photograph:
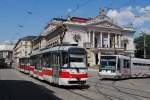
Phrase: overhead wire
[{"left": 66, "top": 0, "right": 96, "bottom": 17}]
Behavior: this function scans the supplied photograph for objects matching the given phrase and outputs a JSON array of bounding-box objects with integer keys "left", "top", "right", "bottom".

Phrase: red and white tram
[
  {"left": 18, "top": 57, "right": 33, "bottom": 74},
  {"left": 30, "top": 45, "right": 88, "bottom": 86},
  {"left": 99, "top": 55, "right": 150, "bottom": 79}
]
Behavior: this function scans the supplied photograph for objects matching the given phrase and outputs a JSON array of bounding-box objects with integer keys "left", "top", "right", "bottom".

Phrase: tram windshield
[
  {"left": 19, "top": 58, "right": 30, "bottom": 65},
  {"left": 100, "top": 56, "right": 116, "bottom": 72},
  {"left": 69, "top": 48, "right": 87, "bottom": 68}
]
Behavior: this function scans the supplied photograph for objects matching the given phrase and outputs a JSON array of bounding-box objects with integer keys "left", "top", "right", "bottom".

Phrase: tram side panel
[{"left": 131, "top": 58, "right": 150, "bottom": 78}]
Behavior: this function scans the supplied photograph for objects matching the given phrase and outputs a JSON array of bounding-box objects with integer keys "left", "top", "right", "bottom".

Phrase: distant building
[
  {"left": 13, "top": 36, "right": 37, "bottom": 66},
  {"left": 32, "top": 9, "right": 135, "bottom": 66},
  {"left": 0, "top": 42, "right": 14, "bottom": 67}
]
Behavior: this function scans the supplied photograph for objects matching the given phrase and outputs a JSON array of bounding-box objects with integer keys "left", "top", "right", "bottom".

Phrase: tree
[{"left": 134, "top": 34, "right": 150, "bottom": 59}]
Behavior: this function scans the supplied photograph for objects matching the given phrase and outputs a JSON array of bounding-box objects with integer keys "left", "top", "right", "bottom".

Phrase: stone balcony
[
  {"left": 83, "top": 42, "right": 92, "bottom": 48},
  {"left": 83, "top": 42, "right": 124, "bottom": 52}
]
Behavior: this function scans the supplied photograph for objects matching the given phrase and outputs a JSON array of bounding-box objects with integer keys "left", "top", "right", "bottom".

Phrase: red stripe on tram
[
  {"left": 42, "top": 69, "right": 53, "bottom": 76},
  {"left": 59, "top": 72, "right": 70, "bottom": 78},
  {"left": 33, "top": 70, "right": 38, "bottom": 74},
  {"left": 38, "top": 71, "right": 43, "bottom": 76},
  {"left": 59, "top": 71, "right": 88, "bottom": 78},
  {"left": 70, "top": 74, "right": 88, "bottom": 78}
]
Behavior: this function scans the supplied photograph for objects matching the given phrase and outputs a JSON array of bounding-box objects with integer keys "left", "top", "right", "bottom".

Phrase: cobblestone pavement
[{"left": 0, "top": 68, "right": 150, "bottom": 100}]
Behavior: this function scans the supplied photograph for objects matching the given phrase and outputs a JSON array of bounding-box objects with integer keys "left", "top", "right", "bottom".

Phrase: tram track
[
  {"left": 87, "top": 78, "right": 150, "bottom": 100},
  {"left": 66, "top": 78, "right": 125, "bottom": 100},
  {"left": 111, "top": 81, "right": 141, "bottom": 100},
  {"left": 94, "top": 80, "right": 125, "bottom": 100},
  {"left": 67, "top": 89, "right": 95, "bottom": 100},
  {"left": 112, "top": 81, "right": 150, "bottom": 100},
  {"left": 88, "top": 79, "right": 150, "bottom": 95},
  {"left": 85, "top": 79, "right": 126, "bottom": 100}
]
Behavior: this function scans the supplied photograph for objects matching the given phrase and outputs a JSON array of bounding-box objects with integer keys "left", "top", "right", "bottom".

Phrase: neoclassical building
[
  {"left": 13, "top": 36, "right": 37, "bottom": 66},
  {"left": 32, "top": 9, "right": 135, "bottom": 66}
]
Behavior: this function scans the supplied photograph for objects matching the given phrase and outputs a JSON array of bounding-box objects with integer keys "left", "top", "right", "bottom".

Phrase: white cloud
[
  {"left": 138, "top": 6, "right": 150, "bottom": 13},
  {"left": 140, "top": 28, "right": 150, "bottom": 35},
  {"left": 107, "top": 8, "right": 135, "bottom": 26},
  {"left": 107, "top": 6, "right": 150, "bottom": 28},
  {"left": 106, "top": 6, "right": 150, "bottom": 35}
]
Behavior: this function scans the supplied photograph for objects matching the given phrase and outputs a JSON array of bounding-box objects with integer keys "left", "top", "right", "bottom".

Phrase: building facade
[
  {"left": 13, "top": 36, "right": 37, "bottom": 66},
  {"left": 32, "top": 9, "right": 135, "bottom": 66},
  {"left": 0, "top": 42, "right": 14, "bottom": 67}
]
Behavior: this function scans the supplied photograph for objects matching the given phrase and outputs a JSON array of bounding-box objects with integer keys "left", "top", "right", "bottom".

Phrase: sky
[{"left": 0, "top": 0, "right": 150, "bottom": 43}]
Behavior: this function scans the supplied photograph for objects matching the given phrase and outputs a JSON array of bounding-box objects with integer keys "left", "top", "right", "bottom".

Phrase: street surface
[{"left": 0, "top": 68, "right": 150, "bottom": 100}]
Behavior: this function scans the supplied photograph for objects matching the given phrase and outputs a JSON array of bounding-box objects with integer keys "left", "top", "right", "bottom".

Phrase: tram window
[
  {"left": 51, "top": 53, "right": 54, "bottom": 66},
  {"left": 133, "top": 63, "right": 149, "bottom": 66},
  {"left": 69, "top": 57, "right": 84, "bottom": 62},
  {"left": 59, "top": 52, "right": 62, "bottom": 66},
  {"left": 55, "top": 53, "right": 60, "bottom": 66},
  {"left": 69, "top": 48, "right": 86, "bottom": 55},
  {"left": 54, "top": 53, "right": 56, "bottom": 65},
  {"left": 50, "top": 53, "right": 52, "bottom": 65},
  {"left": 101, "top": 56, "right": 116, "bottom": 60},
  {"left": 117, "top": 58, "right": 120, "bottom": 71},
  {"left": 52, "top": 52, "right": 59, "bottom": 66},
  {"left": 47, "top": 53, "right": 51, "bottom": 67},
  {"left": 57, "top": 53, "right": 61, "bottom": 66},
  {"left": 62, "top": 52, "right": 68, "bottom": 67},
  {"left": 43, "top": 54, "right": 49, "bottom": 67},
  {"left": 123, "top": 60, "right": 130, "bottom": 68},
  {"left": 55, "top": 53, "right": 58, "bottom": 66},
  {"left": 55, "top": 53, "right": 58, "bottom": 65}
]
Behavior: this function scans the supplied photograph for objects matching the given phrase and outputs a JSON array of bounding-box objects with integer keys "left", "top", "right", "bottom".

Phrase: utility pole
[
  {"left": 144, "top": 33, "right": 146, "bottom": 59},
  {"left": 141, "top": 32, "right": 146, "bottom": 58}
]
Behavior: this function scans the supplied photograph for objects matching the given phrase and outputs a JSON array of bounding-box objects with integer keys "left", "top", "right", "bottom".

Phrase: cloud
[
  {"left": 106, "top": 6, "right": 150, "bottom": 36},
  {"left": 107, "top": 6, "right": 150, "bottom": 29},
  {"left": 140, "top": 28, "right": 150, "bottom": 35},
  {"left": 138, "top": 6, "right": 150, "bottom": 13},
  {"left": 107, "top": 7, "right": 135, "bottom": 26}
]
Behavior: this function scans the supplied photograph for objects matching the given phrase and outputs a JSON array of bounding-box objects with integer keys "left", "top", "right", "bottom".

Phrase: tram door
[
  {"left": 52, "top": 52, "right": 60, "bottom": 84},
  {"left": 120, "top": 58, "right": 131, "bottom": 78}
]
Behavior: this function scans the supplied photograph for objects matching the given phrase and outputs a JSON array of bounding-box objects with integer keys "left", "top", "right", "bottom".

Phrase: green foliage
[{"left": 134, "top": 35, "right": 150, "bottom": 59}]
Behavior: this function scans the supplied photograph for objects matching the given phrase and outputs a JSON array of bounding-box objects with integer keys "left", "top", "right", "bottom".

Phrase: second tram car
[
  {"left": 99, "top": 55, "right": 150, "bottom": 79},
  {"left": 18, "top": 57, "right": 33, "bottom": 73},
  {"left": 30, "top": 45, "right": 88, "bottom": 86}
]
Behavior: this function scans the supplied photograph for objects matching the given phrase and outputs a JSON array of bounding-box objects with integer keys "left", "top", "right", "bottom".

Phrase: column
[
  {"left": 118, "top": 34, "right": 121, "bottom": 48},
  {"left": 93, "top": 31, "right": 95, "bottom": 48},
  {"left": 100, "top": 32, "right": 103, "bottom": 47},
  {"left": 92, "top": 52, "right": 96, "bottom": 65},
  {"left": 115, "top": 34, "right": 117, "bottom": 48},
  {"left": 88, "top": 31, "right": 91, "bottom": 42},
  {"left": 108, "top": 33, "right": 110, "bottom": 48},
  {"left": 98, "top": 52, "right": 101, "bottom": 65}
]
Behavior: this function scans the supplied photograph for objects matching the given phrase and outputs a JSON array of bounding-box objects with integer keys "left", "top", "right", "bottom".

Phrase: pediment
[
  {"left": 86, "top": 15, "right": 122, "bottom": 29},
  {"left": 90, "top": 21, "right": 122, "bottom": 29}
]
